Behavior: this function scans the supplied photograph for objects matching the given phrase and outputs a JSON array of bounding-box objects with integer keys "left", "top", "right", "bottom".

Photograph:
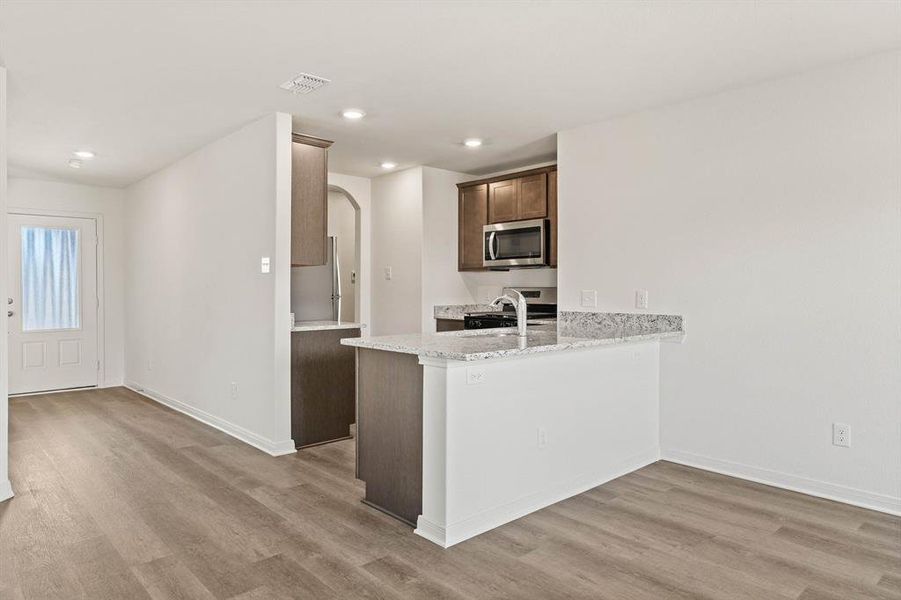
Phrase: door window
[{"left": 20, "top": 226, "right": 80, "bottom": 331}]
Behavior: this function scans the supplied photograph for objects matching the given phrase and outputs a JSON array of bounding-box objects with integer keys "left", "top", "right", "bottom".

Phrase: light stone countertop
[
  {"left": 340, "top": 319, "right": 683, "bottom": 362},
  {"left": 433, "top": 304, "right": 500, "bottom": 320},
  {"left": 292, "top": 320, "right": 365, "bottom": 332}
]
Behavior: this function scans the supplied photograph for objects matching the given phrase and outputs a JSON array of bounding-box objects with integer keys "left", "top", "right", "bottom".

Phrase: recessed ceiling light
[
  {"left": 380, "top": 162, "right": 397, "bottom": 170},
  {"left": 342, "top": 109, "right": 366, "bottom": 120},
  {"left": 73, "top": 150, "right": 95, "bottom": 159},
  {"left": 68, "top": 159, "right": 83, "bottom": 169},
  {"left": 463, "top": 138, "right": 483, "bottom": 148}
]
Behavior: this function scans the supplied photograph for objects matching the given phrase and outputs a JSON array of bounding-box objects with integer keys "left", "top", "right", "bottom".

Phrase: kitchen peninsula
[{"left": 341, "top": 312, "right": 683, "bottom": 547}]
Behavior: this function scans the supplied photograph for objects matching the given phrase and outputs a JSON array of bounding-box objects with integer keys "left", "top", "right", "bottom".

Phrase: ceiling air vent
[{"left": 279, "top": 72, "right": 331, "bottom": 95}]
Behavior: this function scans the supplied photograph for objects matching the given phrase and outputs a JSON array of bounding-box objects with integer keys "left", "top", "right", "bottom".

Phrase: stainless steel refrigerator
[{"left": 291, "top": 236, "right": 341, "bottom": 322}]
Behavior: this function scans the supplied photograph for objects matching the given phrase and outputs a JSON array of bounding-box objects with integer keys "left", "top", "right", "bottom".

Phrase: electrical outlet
[
  {"left": 580, "top": 290, "right": 597, "bottom": 308},
  {"left": 635, "top": 289, "right": 649, "bottom": 310},
  {"left": 833, "top": 423, "right": 850, "bottom": 447},
  {"left": 537, "top": 427, "right": 548, "bottom": 449},
  {"left": 260, "top": 256, "right": 270, "bottom": 274},
  {"left": 466, "top": 367, "right": 486, "bottom": 385},
  {"left": 147, "top": 358, "right": 153, "bottom": 371},
  {"left": 230, "top": 382, "right": 238, "bottom": 399},
  {"left": 384, "top": 266, "right": 392, "bottom": 281}
]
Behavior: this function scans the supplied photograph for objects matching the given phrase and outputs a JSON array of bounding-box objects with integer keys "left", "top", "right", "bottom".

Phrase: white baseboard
[
  {"left": 414, "top": 517, "right": 448, "bottom": 547},
  {"left": 416, "top": 446, "right": 660, "bottom": 548},
  {"left": 0, "top": 479, "right": 13, "bottom": 503},
  {"left": 663, "top": 448, "right": 901, "bottom": 517},
  {"left": 124, "top": 382, "right": 296, "bottom": 457}
]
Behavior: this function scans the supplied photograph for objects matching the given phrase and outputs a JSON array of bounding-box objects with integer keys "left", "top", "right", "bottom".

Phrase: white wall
[
  {"left": 558, "top": 52, "right": 901, "bottom": 512},
  {"left": 124, "top": 113, "right": 294, "bottom": 455},
  {"left": 328, "top": 172, "right": 371, "bottom": 331},
  {"left": 0, "top": 66, "right": 10, "bottom": 502},
  {"left": 327, "top": 191, "right": 356, "bottom": 321},
  {"left": 421, "top": 167, "right": 471, "bottom": 331},
  {"left": 8, "top": 178, "right": 126, "bottom": 388},
  {"left": 370, "top": 167, "right": 424, "bottom": 335}
]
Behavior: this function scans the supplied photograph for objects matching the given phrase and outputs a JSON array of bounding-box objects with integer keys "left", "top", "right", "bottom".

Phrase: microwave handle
[{"left": 488, "top": 231, "right": 497, "bottom": 260}]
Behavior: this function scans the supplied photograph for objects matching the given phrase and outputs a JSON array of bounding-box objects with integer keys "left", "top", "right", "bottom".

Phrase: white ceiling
[{"left": 1, "top": 1, "right": 899, "bottom": 188}]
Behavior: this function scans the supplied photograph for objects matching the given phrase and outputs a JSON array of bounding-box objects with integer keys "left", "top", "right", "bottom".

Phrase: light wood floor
[{"left": 0, "top": 387, "right": 898, "bottom": 600}]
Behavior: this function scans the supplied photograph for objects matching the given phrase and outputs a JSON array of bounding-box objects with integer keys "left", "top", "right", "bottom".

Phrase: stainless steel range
[{"left": 464, "top": 287, "right": 557, "bottom": 329}]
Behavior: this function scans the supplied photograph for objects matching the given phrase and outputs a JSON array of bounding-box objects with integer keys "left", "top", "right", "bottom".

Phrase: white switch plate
[
  {"left": 833, "top": 423, "right": 850, "bottom": 447},
  {"left": 261, "top": 257, "right": 271, "bottom": 274},
  {"left": 635, "top": 289, "right": 649, "bottom": 310},
  {"left": 466, "top": 367, "right": 486, "bottom": 385},
  {"left": 537, "top": 427, "right": 548, "bottom": 448},
  {"left": 580, "top": 290, "right": 597, "bottom": 308},
  {"left": 384, "top": 266, "right": 392, "bottom": 280},
  {"left": 230, "top": 382, "right": 238, "bottom": 399}
]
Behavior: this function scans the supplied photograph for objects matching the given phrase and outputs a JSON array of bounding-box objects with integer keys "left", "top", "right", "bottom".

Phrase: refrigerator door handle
[{"left": 332, "top": 236, "right": 341, "bottom": 321}]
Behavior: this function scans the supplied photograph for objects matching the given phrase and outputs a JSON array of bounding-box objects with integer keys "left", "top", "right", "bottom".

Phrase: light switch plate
[
  {"left": 384, "top": 266, "right": 392, "bottom": 281},
  {"left": 635, "top": 289, "right": 649, "bottom": 310},
  {"left": 580, "top": 290, "right": 597, "bottom": 308},
  {"left": 261, "top": 257, "right": 270, "bottom": 274}
]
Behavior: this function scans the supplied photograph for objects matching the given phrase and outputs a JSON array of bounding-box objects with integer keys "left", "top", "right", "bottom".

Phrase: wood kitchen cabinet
[
  {"left": 291, "top": 327, "right": 360, "bottom": 448},
  {"left": 458, "top": 184, "right": 488, "bottom": 271},
  {"left": 457, "top": 165, "right": 557, "bottom": 272},
  {"left": 488, "top": 173, "right": 547, "bottom": 223},
  {"left": 548, "top": 169, "right": 558, "bottom": 267},
  {"left": 436, "top": 318, "right": 465, "bottom": 332},
  {"left": 291, "top": 133, "right": 334, "bottom": 267},
  {"left": 517, "top": 173, "right": 548, "bottom": 220},
  {"left": 356, "top": 348, "right": 423, "bottom": 525},
  {"left": 487, "top": 179, "right": 519, "bottom": 223}
]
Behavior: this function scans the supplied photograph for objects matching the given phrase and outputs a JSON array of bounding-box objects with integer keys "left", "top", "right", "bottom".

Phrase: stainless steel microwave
[{"left": 483, "top": 219, "right": 548, "bottom": 268}]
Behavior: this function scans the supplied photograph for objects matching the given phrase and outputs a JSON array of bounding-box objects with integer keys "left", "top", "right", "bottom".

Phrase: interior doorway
[
  {"left": 7, "top": 213, "right": 100, "bottom": 394},
  {"left": 327, "top": 189, "right": 359, "bottom": 322}
]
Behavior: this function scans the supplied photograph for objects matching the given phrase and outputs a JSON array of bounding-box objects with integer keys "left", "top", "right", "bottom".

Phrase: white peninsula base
[{"left": 414, "top": 341, "right": 661, "bottom": 548}]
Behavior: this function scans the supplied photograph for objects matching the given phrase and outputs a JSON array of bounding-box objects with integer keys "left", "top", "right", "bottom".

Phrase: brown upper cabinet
[
  {"left": 291, "top": 133, "right": 334, "bottom": 267},
  {"left": 547, "top": 169, "right": 558, "bottom": 267},
  {"left": 518, "top": 173, "right": 548, "bottom": 220},
  {"left": 457, "top": 165, "right": 557, "bottom": 271},
  {"left": 488, "top": 173, "right": 547, "bottom": 223},
  {"left": 487, "top": 179, "right": 518, "bottom": 223},
  {"left": 458, "top": 184, "right": 488, "bottom": 270}
]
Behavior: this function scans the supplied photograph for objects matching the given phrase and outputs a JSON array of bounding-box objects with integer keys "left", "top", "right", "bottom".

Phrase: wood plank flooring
[{"left": 1, "top": 387, "right": 898, "bottom": 599}]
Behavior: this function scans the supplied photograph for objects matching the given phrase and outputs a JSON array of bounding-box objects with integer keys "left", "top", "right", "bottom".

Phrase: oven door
[{"left": 483, "top": 219, "right": 547, "bottom": 268}]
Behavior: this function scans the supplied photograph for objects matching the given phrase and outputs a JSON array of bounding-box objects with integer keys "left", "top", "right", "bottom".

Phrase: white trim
[
  {"left": 663, "top": 449, "right": 901, "bottom": 517},
  {"left": 0, "top": 479, "right": 12, "bottom": 502},
  {"left": 413, "top": 517, "right": 448, "bottom": 547},
  {"left": 416, "top": 445, "right": 660, "bottom": 548},
  {"left": 10, "top": 385, "right": 97, "bottom": 397},
  {"left": 124, "top": 382, "right": 296, "bottom": 457},
  {"left": 8, "top": 207, "right": 106, "bottom": 389}
]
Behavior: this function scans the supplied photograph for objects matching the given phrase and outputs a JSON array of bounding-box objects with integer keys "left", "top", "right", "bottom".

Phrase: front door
[{"left": 7, "top": 214, "right": 99, "bottom": 394}]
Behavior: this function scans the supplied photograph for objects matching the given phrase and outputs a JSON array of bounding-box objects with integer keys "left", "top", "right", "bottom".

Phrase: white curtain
[{"left": 21, "top": 226, "right": 80, "bottom": 331}]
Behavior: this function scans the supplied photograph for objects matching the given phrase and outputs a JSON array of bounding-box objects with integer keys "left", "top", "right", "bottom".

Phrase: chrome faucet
[{"left": 489, "top": 289, "right": 528, "bottom": 337}]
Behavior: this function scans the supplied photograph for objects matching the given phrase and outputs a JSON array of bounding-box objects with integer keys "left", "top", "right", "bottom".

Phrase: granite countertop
[
  {"left": 292, "top": 320, "right": 365, "bottom": 332},
  {"left": 341, "top": 312, "right": 683, "bottom": 361},
  {"left": 433, "top": 304, "right": 500, "bottom": 320}
]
